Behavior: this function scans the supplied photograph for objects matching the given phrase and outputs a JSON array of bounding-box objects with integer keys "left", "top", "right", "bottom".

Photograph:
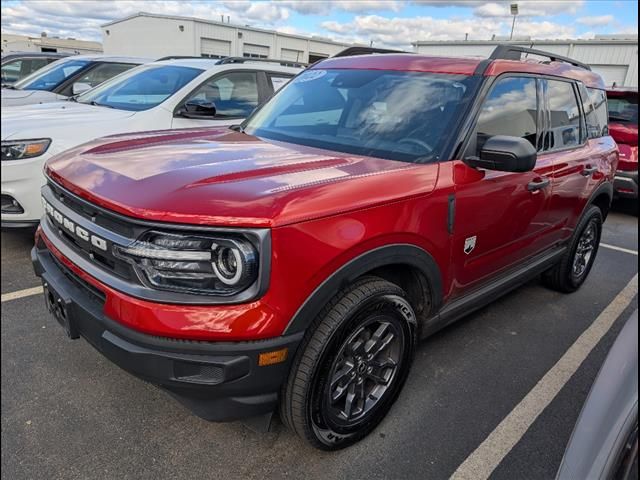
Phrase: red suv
[
  {"left": 607, "top": 87, "right": 638, "bottom": 199},
  {"left": 32, "top": 46, "right": 618, "bottom": 450}
]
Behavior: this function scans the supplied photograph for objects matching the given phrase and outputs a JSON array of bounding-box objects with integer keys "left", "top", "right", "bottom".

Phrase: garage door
[
  {"left": 243, "top": 43, "right": 269, "bottom": 58},
  {"left": 281, "top": 48, "right": 303, "bottom": 62},
  {"left": 201, "top": 38, "right": 231, "bottom": 58},
  {"left": 590, "top": 65, "right": 628, "bottom": 87}
]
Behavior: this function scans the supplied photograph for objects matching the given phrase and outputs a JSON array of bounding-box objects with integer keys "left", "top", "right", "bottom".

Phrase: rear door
[
  {"left": 543, "top": 79, "right": 609, "bottom": 243},
  {"left": 452, "top": 75, "right": 556, "bottom": 293}
]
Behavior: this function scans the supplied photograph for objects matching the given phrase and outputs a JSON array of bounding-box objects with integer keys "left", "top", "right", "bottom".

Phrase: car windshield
[
  {"left": 14, "top": 58, "right": 90, "bottom": 91},
  {"left": 608, "top": 94, "right": 638, "bottom": 125},
  {"left": 244, "top": 69, "right": 480, "bottom": 163},
  {"left": 76, "top": 64, "right": 203, "bottom": 111}
]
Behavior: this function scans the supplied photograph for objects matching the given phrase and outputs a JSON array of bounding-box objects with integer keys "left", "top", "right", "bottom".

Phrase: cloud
[
  {"left": 321, "top": 14, "right": 577, "bottom": 48},
  {"left": 474, "top": 1, "right": 584, "bottom": 18},
  {"left": 0, "top": 0, "right": 292, "bottom": 40},
  {"left": 576, "top": 15, "right": 614, "bottom": 27}
]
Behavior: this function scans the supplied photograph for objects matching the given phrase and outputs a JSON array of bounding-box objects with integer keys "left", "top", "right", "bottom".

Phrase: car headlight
[
  {"left": 114, "top": 231, "right": 259, "bottom": 296},
  {"left": 1, "top": 139, "right": 51, "bottom": 160}
]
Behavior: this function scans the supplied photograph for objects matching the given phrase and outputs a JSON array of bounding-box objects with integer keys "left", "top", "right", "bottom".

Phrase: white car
[
  {"left": 1, "top": 57, "right": 301, "bottom": 227},
  {"left": 1, "top": 55, "right": 148, "bottom": 107}
]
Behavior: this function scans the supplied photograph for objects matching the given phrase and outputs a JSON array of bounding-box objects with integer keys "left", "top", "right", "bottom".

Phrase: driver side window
[
  {"left": 185, "top": 71, "right": 259, "bottom": 118},
  {"left": 476, "top": 77, "right": 538, "bottom": 155}
]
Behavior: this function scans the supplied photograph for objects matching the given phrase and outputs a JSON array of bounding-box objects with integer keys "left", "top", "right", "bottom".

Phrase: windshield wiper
[
  {"left": 67, "top": 95, "right": 78, "bottom": 102},
  {"left": 2, "top": 84, "right": 17, "bottom": 90},
  {"left": 89, "top": 100, "right": 114, "bottom": 109}
]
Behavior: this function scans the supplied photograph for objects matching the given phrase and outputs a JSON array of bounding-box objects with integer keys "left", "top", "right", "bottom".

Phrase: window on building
[
  {"left": 476, "top": 76, "right": 538, "bottom": 154},
  {"left": 587, "top": 87, "right": 609, "bottom": 138},
  {"left": 544, "top": 79, "right": 582, "bottom": 150},
  {"left": 242, "top": 52, "right": 268, "bottom": 59},
  {"left": 185, "top": 71, "right": 259, "bottom": 117}
]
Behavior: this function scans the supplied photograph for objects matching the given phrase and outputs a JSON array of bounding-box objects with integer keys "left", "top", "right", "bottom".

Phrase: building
[
  {"left": 101, "top": 12, "right": 354, "bottom": 63},
  {"left": 413, "top": 36, "right": 638, "bottom": 87},
  {"left": 1, "top": 32, "right": 102, "bottom": 55}
]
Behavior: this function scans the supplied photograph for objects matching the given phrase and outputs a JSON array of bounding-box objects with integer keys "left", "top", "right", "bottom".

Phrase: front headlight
[
  {"left": 114, "top": 231, "right": 259, "bottom": 296},
  {"left": 1, "top": 139, "right": 51, "bottom": 160}
]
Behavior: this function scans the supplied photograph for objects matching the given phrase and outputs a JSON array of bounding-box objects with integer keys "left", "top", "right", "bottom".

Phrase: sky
[{"left": 1, "top": 0, "right": 638, "bottom": 49}]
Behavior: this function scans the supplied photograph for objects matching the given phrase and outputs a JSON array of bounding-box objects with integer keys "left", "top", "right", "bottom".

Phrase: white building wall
[
  {"left": 102, "top": 13, "right": 353, "bottom": 63},
  {"left": 102, "top": 16, "right": 195, "bottom": 57},
  {"left": 1, "top": 33, "right": 102, "bottom": 54},
  {"left": 414, "top": 39, "right": 638, "bottom": 87}
]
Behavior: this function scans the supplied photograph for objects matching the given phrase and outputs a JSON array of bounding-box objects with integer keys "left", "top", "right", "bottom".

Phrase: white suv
[
  {"left": 1, "top": 57, "right": 301, "bottom": 227},
  {"left": 1, "top": 55, "right": 148, "bottom": 107}
]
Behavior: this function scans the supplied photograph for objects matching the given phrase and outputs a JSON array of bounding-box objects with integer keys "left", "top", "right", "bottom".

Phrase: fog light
[
  {"left": 1, "top": 194, "right": 24, "bottom": 214},
  {"left": 258, "top": 348, "right": 288, "bottom": 366}
]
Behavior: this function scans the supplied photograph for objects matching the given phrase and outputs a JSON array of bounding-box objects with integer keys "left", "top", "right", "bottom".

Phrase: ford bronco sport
[
  {"left": 32, "top": 46, "right": 618, "bottom": 450},
  {"left": 607, "top": 87, "right": 638, "bottom": 200}
]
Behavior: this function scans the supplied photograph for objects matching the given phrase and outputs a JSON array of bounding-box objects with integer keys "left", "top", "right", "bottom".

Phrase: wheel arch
[
  {"left": 586, "top": 181, "right": 613, "bottom": 220},
  {"left": 283, "top": 244, "right": 443, "bottom": 335}
]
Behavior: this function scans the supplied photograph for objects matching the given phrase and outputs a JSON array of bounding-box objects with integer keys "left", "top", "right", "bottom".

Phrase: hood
[
  {"left": 1, "top": 101, "right": 136, "bottom": 141},
  {"left": 609, "top": 122, "right": 638, "bottom": 147},
  {"left": 46, "top": 128, "right": 438, "bottom": 228},
  {"left": 1, "top": 88, "right": 61, "bottom": 107}
]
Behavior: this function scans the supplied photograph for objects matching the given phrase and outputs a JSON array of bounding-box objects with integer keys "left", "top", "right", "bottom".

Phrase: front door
[
  {"left": 171, "top": 70, "right": 261, "bottom": 129},
  {"left": 452, "top": 75, "right": 555, "bottom": 294}
]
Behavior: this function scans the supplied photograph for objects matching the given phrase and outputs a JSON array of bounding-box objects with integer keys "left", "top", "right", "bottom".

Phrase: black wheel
[
  {"left": 543, "top": 205, "right": 603, "bottom": 293},
  {"left": 280, "top": 276, "right": 417, "bottom": 450}
]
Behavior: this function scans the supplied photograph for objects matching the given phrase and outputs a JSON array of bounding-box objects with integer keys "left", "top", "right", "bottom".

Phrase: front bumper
[
  {"left": 1, "top": 154, "right": 50, "bottom": 224},
  {"left": 31, "top": 242, "right": 303, "bottom": 422},
  {"left": 613, "top": 170, "right": 639, "bottom": 199}
]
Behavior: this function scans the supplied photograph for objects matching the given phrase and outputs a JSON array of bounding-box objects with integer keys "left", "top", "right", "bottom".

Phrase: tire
[
  {"left": 280, "top": 276, "right": 417, "bottom": 450},
  {"left": 543, "top": 205, "right": 603, "bottom": 293}
]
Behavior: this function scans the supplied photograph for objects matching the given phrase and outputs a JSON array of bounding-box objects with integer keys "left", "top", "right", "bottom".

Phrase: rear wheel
[
  {"left": 280, "top": 277, "right": 417, "bottom": 450},
  {"left": 543, "top": 205, "right": 602, "bottom": 293}
]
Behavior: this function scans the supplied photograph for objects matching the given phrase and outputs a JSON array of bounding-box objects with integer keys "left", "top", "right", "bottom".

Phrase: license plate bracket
[{"left": 43, "top": 280, "right": 79, "bottom": 339}]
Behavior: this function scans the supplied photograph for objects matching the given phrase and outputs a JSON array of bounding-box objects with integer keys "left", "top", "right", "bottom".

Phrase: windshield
[
  {"left": 608, "top": 95, "right": 638, "bottom": 125},
  {"left": 14, "top": 58, "right": 90, "bottom": 91},
  {"left": 76, "top": 64, "right": 203, "bottom": 111},
  {"left": 244, "top": 69, "right": 479, "bottom": 163}
]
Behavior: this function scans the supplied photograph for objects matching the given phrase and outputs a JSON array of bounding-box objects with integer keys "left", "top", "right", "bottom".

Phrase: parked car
[
  {"left": 1, "top": 57, "right": 300, "bottom": 227},
  {"left": 1, "top": 55, "right": 147, "bottom": 107},
  {"left": 1, "top": 52, "right": 70, "bottom": 86},
  {"left": 607, "top": 87, "right": 638, "bottom": 200},
  {"left": 557, "top": 310, "right": 638, "bottom": 480},
  {"left": 32, "top": 46, "right": 618, "bottom": 450}
]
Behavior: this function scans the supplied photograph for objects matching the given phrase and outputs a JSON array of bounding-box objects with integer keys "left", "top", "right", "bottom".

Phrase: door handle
[
  {"left": 527, "top": 177, "right": 551, "bottom": 192},
  {"left": 581, "top": 165, "right": 597, "bottom": 177}
]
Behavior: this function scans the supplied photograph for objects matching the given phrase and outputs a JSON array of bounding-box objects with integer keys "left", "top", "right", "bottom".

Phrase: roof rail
[
  {"left": 156, "top": 55, "right": 205, "bottom": 61},
  {"left": 215, "top": 57, "right": 307, "bottom": 68},
  {"left": 489, "top": 45, "right": 591, "bottom": 71},
  {"left": 332, "top": 46, "right": 410, "bottom": 58}
]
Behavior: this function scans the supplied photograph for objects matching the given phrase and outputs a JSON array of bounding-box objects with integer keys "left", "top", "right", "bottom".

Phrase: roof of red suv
[{"left": 317, "top": 53, "right": 606, "bottom": 89}]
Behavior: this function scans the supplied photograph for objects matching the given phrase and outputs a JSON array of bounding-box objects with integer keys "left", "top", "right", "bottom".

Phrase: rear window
[
  {"left": 608, "top": 94, "right": 638, "bottom": 126},
  {"left": 586, "top": 88, "right": 609, "bottom": 138}
]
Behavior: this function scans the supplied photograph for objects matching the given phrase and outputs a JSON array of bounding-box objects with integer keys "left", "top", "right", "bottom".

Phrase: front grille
[
  {"left": 49, "top": 250, "right": 106, "bottom": 306},
  {"left": 43, "top": 180, "right": 139, "bottom": 283}
]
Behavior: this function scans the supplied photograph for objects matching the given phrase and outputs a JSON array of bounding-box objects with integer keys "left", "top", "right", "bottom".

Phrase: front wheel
[
  {"left": 543, "top": 205, "right": 603, "bottom": 293},
  {"left": 280, "top": 277, "right": 417, "bottom": 450}
]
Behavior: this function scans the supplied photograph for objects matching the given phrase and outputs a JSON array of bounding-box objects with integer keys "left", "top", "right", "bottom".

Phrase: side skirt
[{"left": 420, "top": 246, "right": 567, "bottom": 339}]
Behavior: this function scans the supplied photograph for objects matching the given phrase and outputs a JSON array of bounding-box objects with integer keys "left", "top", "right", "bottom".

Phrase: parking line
[
  {"left": 601, "top": 243, "right": 638, "bottom": 256},
  {"left": 1, "top": 286, "right": 43, "bottom": 303},
  {"left": 451, "top": 273, "right": 639, "bottom": 480}
]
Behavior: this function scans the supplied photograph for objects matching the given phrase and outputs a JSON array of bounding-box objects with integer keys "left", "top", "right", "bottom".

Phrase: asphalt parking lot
[{"left": 1, "top": 201, "right": 638, "bottom": 480}]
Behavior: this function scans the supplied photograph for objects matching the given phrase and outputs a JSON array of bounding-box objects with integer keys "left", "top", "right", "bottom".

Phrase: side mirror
[
  {"left": 465, "top": 135, "right": 537, "bottom": 173},
  {"left": 72, "top": 82, "right": 92, "bottom": 95},
  {"left": 178, "top": 100, "right": 217, "bottom": 119}
]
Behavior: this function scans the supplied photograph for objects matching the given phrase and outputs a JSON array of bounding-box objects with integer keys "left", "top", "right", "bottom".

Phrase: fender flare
[
  {"left": 583, "top": 181, "right": 613, "bottom": 220},
  {"left": 283, "top": 244, "right": 443, "bottom": 335}
]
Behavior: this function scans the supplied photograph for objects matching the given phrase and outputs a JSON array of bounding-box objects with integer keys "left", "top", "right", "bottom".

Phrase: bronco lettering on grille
[{"left": 42, "top": 197, "right": 108, "bottom": 252}]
